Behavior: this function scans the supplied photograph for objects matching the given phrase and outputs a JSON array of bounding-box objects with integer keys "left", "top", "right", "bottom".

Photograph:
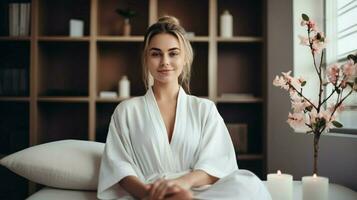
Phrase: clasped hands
[{"left": 142, "top": 178, "right": 193, "bottom": 200}]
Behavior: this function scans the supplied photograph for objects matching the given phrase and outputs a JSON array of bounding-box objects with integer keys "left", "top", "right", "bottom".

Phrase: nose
[{"left": 160, "top": 54, "right": 169, "bottom": 67}]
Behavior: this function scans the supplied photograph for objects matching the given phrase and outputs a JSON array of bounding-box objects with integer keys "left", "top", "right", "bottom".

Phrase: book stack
[
  {"left": 0, "top": 68, "right": 28, "bottom": 96},
  {"left": 8, "top": 3, "right": 31, "bottom": 36}
]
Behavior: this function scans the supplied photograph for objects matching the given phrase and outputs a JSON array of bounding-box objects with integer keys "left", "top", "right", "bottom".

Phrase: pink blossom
[
  {"left": 298, "top": 35, "right": 309, "bottom": 46},
  {"left": 291, "top": 99, "right": 306, "bottom": 112},
  {"left": 287, "top": 112, "right": 306, "bottom": 130},
  {"left": 342, "top": 62, "right": 355, "bottom": 77},
  {"left": 327, "top": 64, "right": 340, "bottom": 84},
  {"left": 311, "top": 40, "right": 326, "bottom": 54},
  {"left": 308, "top": 20, "right": 318, "bottom": 31},
  {"left": 273, "top": 75, "right": 289, "bottom": 90},
  {"left": 282, "top": 71, "right": 292, "bottom": 80}
]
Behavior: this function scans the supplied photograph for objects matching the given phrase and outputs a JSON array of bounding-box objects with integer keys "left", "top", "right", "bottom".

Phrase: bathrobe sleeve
[
  {"left": 193, "top": 102, "right": 238, "bottom": 178},
  {"left": 97, "top": 108, "right": 140, "bottom": 200}
]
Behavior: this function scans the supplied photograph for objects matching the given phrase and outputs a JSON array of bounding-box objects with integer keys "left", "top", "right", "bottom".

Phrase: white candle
[
  {"left": 267, "top": 170, "right": 293, "bottom": 200},
  {"left": 302, "top": 174, "right": 329, "bottom": 200}
]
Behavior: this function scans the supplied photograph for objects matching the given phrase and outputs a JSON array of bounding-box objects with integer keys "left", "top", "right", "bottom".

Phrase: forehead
[{"left": 148, "top": 33, "right": 180, "bottom": 50}]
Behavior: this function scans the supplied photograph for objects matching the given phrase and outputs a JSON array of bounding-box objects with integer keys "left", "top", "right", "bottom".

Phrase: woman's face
[{"left": 146, "top": 33, "right": 185, "bottom": 85}]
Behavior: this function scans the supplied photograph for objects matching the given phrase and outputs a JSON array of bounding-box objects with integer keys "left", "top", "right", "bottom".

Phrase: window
[{"left": 326, "top": 0, "right": 357, "bottom": 135}]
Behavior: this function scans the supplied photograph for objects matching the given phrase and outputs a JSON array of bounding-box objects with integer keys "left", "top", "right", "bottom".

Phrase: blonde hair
[{"left": 142, "top": 16, "right": 194, "bottom": 93}]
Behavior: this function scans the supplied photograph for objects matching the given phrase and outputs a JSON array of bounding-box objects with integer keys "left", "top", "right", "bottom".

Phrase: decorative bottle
[
  {"left": 220, "top": 10, "right": 233, "bottom": 38},
  {"left": 119, "top": 76, "right": 130, "bottom": 98}
]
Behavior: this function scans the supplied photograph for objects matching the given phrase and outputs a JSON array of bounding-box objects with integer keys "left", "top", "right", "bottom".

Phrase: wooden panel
[
  {"left": 38, "top": 0, "right": 90, "bottom": 36},
  {"left": 158, "top": 0, "right": 209, "bottom": 36},
  {"left": 217, "top": 0, "right": 263, "bottom": 36},
  {"left": 97, "top": 42, "right": 145, "bottom": 96},
  {"left": 37, "top": 102, "right": 88, "bottom": 143},
  {"left": 95, "top": 102, "right": 117, "bottom": 142},
  {"left": 217, "top": 43, "right": 262, "bottom": 97},
  {"left": 37, "top": 41, "right": 89, "bottom": 96},
  {"left": 0, "top": 41, "right": 30, "bottom": 96},
  {"left": 217, "top": 103, "right": 263, "bottom": 154},
  {"left": 97, "top": 0, "right": 149, "bottom": 36},
  {"left": 190, "top": 42, "right": 209, "bottom": 96},
  {"left": 0, "top": 102, "right": 29, "bottom": 155}
]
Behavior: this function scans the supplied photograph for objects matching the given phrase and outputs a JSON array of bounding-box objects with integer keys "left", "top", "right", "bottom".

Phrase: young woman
[{"left": 97, "top": 16, "right": 271, "bottom": 200}]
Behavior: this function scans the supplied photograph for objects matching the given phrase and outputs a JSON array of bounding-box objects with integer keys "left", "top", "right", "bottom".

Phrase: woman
[{"left": 97, "top": 16, "right": 271, "bottom": 200}]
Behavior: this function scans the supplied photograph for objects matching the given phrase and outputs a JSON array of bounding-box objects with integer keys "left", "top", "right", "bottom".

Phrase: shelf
[
  {"left": 37, "top": 102, "right": 88, "bottom": 143},
  {"left": 217, "top": 0, "right": 262, "bottom": 36},
  {"left": 38, "top": 97, "right": 89, "bottom": 103},
  {"left": 38, "top": 0, "right": 90, "bottom": 36},
  {"left": 237, "top": 154, "right": 264, "bottom": 160},
  {"left": 0, "top": 37, "right": 31, "bottom": 41},
  {"left": 188, "top": 37, "right": 209, "bottom": 42},
  {"left": 38, "top": 36, "right": 90, "bottom": 42},
  {"left": 0, "top": 97, "right": 30, "bottom": 102},
  {"left": 97, "top": 36, "right": 144, "bottom": 42},
  {"left": 97, "top": 42, "right": 146, "bottom": 96},
  {"left": 216, "top": 96, "right": 263, "bottom": 103},
  {"left": 217, "top": 36, "right": 263, "bottom": 43},
  {"left": 96, "top": 97, "right": 129, "bottom": 103},
  {"left": 0, "top": 41, "right": 30, "bottom": 96},
  {"left": 217, "top": 103, "right": 263, "bottom": 154},
  {"left": 38, "top": 42, "right": 89, "bottom": 96},
  {"left": 98, "top": 0, "right": 149, "bottom": 36}
]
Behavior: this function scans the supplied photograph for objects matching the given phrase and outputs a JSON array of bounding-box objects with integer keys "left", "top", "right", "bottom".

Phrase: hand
[{"left": 145, "top": 178, "right": 181, "bottom": 200}]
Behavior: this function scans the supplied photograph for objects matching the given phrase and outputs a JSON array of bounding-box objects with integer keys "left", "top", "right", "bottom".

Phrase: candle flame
[
  {"left": 277, "top": 170, "right": 282, "bottom": 175},
  {"left": 313, "top": 173, "right": 317, "bottom": 178}
]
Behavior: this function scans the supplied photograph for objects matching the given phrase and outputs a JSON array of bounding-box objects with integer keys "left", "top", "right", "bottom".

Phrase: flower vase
[{"left": 123, "top": 18, "right": 131, "bottom": 36}]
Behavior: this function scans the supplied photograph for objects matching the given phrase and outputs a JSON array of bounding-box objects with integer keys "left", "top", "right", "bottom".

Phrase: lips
[{"left": 158, "top": 69, "right": 173, "bottom": 73}]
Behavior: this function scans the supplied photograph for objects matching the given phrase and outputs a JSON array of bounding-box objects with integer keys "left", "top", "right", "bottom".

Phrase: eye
[
  {"left": 169, "top": 51, "right": 179, "bottom": 57},
  {"left": 150, "top": 52, "right": 161, "bottom": 57}
]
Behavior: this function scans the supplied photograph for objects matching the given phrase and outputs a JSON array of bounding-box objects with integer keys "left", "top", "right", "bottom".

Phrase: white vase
[
  {"left": 220, "top": 10, "right": 233, "bottom": 38},
  {"left": 123, "top": 19, "right": 131, "bottom": 36},
  {"left": 119, "top": 76, "right": 130, "bottom": 98}
]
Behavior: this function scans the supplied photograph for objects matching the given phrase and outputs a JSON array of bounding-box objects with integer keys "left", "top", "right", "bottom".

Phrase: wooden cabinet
[{"left": 0, "top": 0, "right": 266, "bottom": 197}]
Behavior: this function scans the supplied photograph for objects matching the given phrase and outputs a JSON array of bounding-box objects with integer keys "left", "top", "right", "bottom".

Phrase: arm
[
  {"left": 119, "top": 176, "right": 150, "bottom": 199},
  {"left": 171, "top": 170, "right": 218, "bottom": 189}
]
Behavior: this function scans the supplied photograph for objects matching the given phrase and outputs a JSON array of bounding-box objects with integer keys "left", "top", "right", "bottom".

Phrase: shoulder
[
  {"left": 113, "top": 96, "right": 145, "bottom": 116},
  {"left": 186, "top": 94, "right": 216, "bottom": 112}
]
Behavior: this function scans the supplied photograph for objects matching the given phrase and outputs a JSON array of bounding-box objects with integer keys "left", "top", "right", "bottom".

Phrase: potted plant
[{"left": 115, "top": 8, "right": 136, "bottom": 36}]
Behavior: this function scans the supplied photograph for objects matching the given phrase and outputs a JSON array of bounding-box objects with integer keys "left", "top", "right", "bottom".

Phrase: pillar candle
[
  {"left": 267, "top": 170, "right": 293, "bottom": 200},
  {"left": 302, "top": 174, "right": 329, "bottom": 200}
]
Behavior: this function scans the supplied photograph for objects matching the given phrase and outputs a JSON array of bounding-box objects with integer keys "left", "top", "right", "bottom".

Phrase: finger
[
  {"left": 153, "top": 180, "right": 168, "bottom": 200},
  {"left": 158, "top": 184, "right": 169, "bottom": 199},
  {"left": 166, "top": 185, "right": 181, "bottom": 195},
  {"left": 149, "top": 179, "right": 163, "bottom": 199}
]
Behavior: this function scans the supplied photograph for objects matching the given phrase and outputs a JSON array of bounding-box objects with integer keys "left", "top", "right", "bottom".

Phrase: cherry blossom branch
[{"left": 287, "top": 82, "right": 318, "bottom": 110}]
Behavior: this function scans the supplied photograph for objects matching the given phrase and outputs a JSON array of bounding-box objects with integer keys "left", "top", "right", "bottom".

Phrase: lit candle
[
  {"left": 302, "top": 174, "right": 329, "bottom": 200},
  {"left": 267, "top": 170, "right": 293, "bottom": 200}
]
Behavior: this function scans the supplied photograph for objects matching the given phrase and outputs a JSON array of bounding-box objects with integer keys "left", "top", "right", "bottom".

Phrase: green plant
[{"left": 115, "top": 8, "right": 136, "bottom": 19}]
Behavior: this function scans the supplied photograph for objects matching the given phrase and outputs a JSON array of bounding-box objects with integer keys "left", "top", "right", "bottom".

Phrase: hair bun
[{"left": 157, "top": 15, "right": 180, "bottom": 26}]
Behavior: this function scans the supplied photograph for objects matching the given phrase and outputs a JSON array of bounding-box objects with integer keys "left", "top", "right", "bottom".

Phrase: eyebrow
[{"left": 149, "top": 47, "right": 180, "bottom": 51}]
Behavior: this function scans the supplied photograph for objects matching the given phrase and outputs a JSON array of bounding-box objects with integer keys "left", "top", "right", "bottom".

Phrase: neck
[{"left": 152, "top": 81, "right": 180, "bottom": 101}]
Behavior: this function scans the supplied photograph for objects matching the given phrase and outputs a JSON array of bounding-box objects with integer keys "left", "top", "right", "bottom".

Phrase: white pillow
[{"left": 0, "top": 140, "right": 104, "bottom": 190}]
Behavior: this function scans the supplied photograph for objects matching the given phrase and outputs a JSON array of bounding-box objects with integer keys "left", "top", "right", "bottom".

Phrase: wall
[{"left": 267, "top": 0, "right": 357, "bottom": 190}]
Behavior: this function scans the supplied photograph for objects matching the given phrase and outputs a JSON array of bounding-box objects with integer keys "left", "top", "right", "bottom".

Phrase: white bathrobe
[{"left": 97, "top": 87, "right": 271, "bottom": 200}]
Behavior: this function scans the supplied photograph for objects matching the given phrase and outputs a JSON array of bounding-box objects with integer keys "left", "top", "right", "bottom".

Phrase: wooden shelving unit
[{"left": 0, "top": 0, "right": 266, "bottom": 197}]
